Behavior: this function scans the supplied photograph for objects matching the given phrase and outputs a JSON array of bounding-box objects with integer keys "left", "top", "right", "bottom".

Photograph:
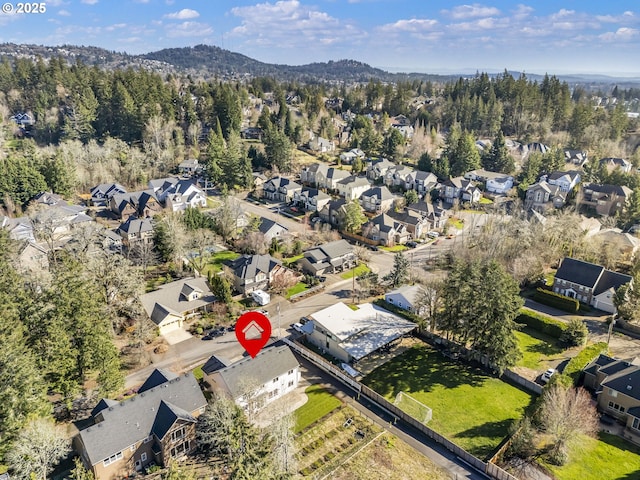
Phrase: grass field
[
  {"left": 543, "top": 432, "right": 640, "bottom": 480},
  {"left": 363, "top": 344, "right": 534, "bottom": 458},
  {"left": 201, "top": 250, "right": 240, "bottom": 276},
  {"left": 515, "top": 327, "right": 566, "bottom": 370},
  {"left": 380, "top": 245, "right": 408, "bottom": 252},
  {"left": 341, "top": 263, "right": 371, "bottom": 280},
  {"left": 192, "top": 364, "right": 204, "bottom": 381},
  {"left": 286, "top": 282, "right": 309, "bottom": 298},
  {"left": 294, "top": 385, "right": 342, "bottom": 433}
]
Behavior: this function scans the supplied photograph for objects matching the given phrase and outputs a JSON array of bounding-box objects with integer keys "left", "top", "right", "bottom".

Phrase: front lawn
[
  {"left": 380, "top": 245, "right": 408, "bottom": 252},
  {"left": 286, "top": 282, "right": 309, "bottom": 298},
  {"left": 294, "top": 385, "right": 342, "bottom": 433},
  {"left": 340, "top": 263, "right": 371, "bottom": 280},
  {"left": 363, "top": 344, "right": 534, "bottom": 459},
  {"left": 447, "top": 217, "right": 464, "bottom": 230},
  {"left": 201, "top": 250, "right": 240, "bottom": 276},
  {"left": 542, "top": 432, "right": 640, "bottom": 480},
  {"left": 283, "top": 254, "right": 303, "bottom": 267},
  {"left": 192, "top": 364, "right": 204, "bottom": 381},
  {"left": 515, "top": 327, "right": 566, "bottom": 370},
  {"left": 479, "top": 197, "right": 493, "bottom": 205}
]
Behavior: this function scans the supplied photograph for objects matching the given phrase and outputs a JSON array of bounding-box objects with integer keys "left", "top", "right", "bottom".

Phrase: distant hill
[{"left": 1, "top": 42, "right": 639, "bottom": 86}]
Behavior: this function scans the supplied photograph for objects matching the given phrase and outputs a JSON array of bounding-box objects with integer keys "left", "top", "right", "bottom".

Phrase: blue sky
[{"left": 1, "top": 1, "right": 639, "bottom": 75}]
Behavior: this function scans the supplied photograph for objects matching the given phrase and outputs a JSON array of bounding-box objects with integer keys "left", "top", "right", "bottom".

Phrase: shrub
[
  {"left": 559, "top": 318, "right": 588, "bottom": 347},
  {"left": 533, "top": 288, "right": 579, "bottom": 313},
  {"left": 373, "top": 298, "right": 421, "bottom": 324},
  {"left": 516, "top": 308, "right": 567, "bottom": 338},
  {"left": 556, "top": 342, "right": 609, "bottom": 387}
]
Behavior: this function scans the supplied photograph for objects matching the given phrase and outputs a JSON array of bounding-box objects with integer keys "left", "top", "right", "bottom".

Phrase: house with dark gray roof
[
  {"left": 292, "top": 187, "right": 331, "bottom": 212},
  {"left": 74, "top": 370, "right": 206, "bottom": 480},
  {"left": 552, "top": 257, "right": 632, "bottom": 313},
  {"left": 299, "top": 239, "right": 355, "bottom": 276},
  {"left": 257, "top": 217, "right": 288, "bottom": 243},
  {"left": 578, "top": 183, "right": 632, "bottom": 217},
  {"left": 360, "top": 186, "right": 396, "bottom": 214},
  {"left": 204, "top": 345, "right": 299, "bottom": 412},
  {"left": 90, "top": 183, "right": 127, "bottom": 206},
  {"left": 117, "top": 216, "right": 154, "bottom": 249},
  {"left": 224, "top": 254, "right": 283, "bottom": 294},
  {"left": 582, "top": 354, "right": 640, "bottom": 443},
  {"left": 263, "top": 177, "right": 302, "bottom": 202},
  {"left": 362, "top": 213, "right": 410, "bottom": 246},
  {"left": 110, "top": 190, "right": 162, "bottom": 219},
  {"left": 140, "top": 277, "right": 216, "bottom": 335}
]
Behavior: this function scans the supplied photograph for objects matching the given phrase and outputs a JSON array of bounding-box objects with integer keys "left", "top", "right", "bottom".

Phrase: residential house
[
  {"left": 600, "top": 157, "right": 632, "bottom": 174},
  {"left": 100, "top": 228, "right": 124, "bottom": 253},
  {"left": 117, "top": 217, "right": 154, "bottom": 249},
  {"left": 339, "top": 148, "right": 365, "bottom": 165},
  {"left": 256, "top": 218, "right": 288, "bottom": 244},
  {"left": 299, "top": 240, "right": 355, "bottom": 276},
  {"left": 552, "top": 257, "right": 632, "bottom": 313},
  {"left": 224, "top": 254, "right": 284, "bottom": 294},
  {"left": 110, "top": 191, "right": 162, "bottom": 219},
  {"left": 407, "top": 171, "right": 439, "bottom": 195},
  {"left": 406, "top": 201, "right": 448, "bottom": 230},
  {"left": 163, "top": 181, "right": 207, "bottom": 212},
  {"left": 544, "top": 170, "right": 581, "bottom": 192},
  {"left": 73, "top": 369, "right": 206, "bottom": 480},
  {"left": 32, "top": 191, "right": 65, "bottom": 207},
  {"left": 578, "top": 183, "right": 632, "bottom": 217},
  {"left": 523, "top": 142, "right": 550, "bottom": 156},
  {"left": 594, "top": 229, "right": 640, "bottom": 260},
  {"left": 565, "top": 149, "right": 588, "bottom": 167},
  {"left": 318, "top": 199, "right": 348, "bottom": 228},
  {"left": 16, "top": 241, "right": 49, "bottom": 273},
  {"left": 524, "top": 181, "right": 567, "bottom": 211},
  {"left": 385, "top": 285, "right": 427, "bottom": 314},
  {"left": 300, "top": 163, "right": 329, "bottom": 186},
  {"left": 306, "top": 302, "right": 416, "bottom": 363},
  {"left": 204, "top": 345, "right": 300, "bottom": 412},
  {"left": 336, "top": 176, "right": 371, "bottom": 200},
  {"left": 362, "top": 213, "right": 410, "bottom": 246},
  {"left": 148, "top": 177, "right": 180, "bottom": 194},
  {"left": 388, "top": 209, "right": 430, "bottom": 239},
  {"left": 177, "top": 159, "right": 200, "bottom": 176},
  {"left": 366, "top": 158, "right": 395, "bottom": 181},
  {"left": 263, "top": 177, "right": 303, "bottom": 203},
  {"left": 464, "top": 169, "right": 513, "bottom": 195},
  {"left": 140, "top": 277, "right": 216, "bottom": 336},
  {"left": 292, "top": 187, "right": 331, "bottom": 212},
  {"left": 317, "top": 167, "right": 351, "bottom": 191},
  {"left": 440, "top": 177, "right": 481, "bottom": 204},
  {"left": 90, "top": 183, "right": 127, "bottom": 206},
  {"left": 384, "top": 165, "right": 415, "bottom": 189},
  {"left": 1, "top": 216, "right": 34, "bottom": 242},
  {"left": 582, "top": 354, "right": 640, "bottom": 444},
  {"left": 309, "top": 136, "right": 335, "bottom": 153},
  {"left": 360, "top": 186, "right": 396, "bottom": 214}
]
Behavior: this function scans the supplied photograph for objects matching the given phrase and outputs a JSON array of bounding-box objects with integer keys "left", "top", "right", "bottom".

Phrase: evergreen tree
[
  {"left": 384, "top": 252, "right": 409, "bottom": 287},
  {"left": 449, "top": 130, "right": 481, "bottom": 177},
  {"left": 482, "top": 131, "right": 514, "bottom": 174}
]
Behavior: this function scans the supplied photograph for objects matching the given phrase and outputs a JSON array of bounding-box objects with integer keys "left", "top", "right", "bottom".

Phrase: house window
[
  {"left": 170, "top": 441, "right": 190, "bottom": 458},
  {"left": 288, "top": 369, "right": 294, "bottom": 375},
  {"left": 103, "top": 451, "right": 123, "bottom": 467},
  {"left": 141, "top": 452, "right": 147, "bottom": 462},
  {"left": 171, "top": 427, "right": 186, "bottom": 443},
  {"left": 273, "top": 377, "right": 279, "bottom": 383},
  {"left": 633, "top": 418, "right": 640, "bottom": 431},
  {"left": 288, "top": 380, "right": 294, "bottom": 388},
  {"left": 608, "top": 401, "right": 625, "bottom": 413}
]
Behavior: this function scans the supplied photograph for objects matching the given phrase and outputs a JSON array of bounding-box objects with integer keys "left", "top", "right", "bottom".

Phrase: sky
[{"left": 1, "top": 1, "right": 639, "bottom": 76}]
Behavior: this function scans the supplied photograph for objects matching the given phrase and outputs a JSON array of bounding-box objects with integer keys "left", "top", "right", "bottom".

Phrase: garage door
[{"left": 159, "top": 320, "right": 181, "bottom": 335}]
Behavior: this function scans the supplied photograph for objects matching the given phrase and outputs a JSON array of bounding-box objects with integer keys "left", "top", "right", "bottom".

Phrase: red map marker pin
[{"left": 235, "top": 311, "right": 272, "bottom": 358}]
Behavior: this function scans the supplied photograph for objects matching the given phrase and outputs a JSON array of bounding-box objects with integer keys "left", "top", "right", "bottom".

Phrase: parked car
[
  {"left": 406, "top": 241, "right": 417, "bottom": 248},
  {"left": 427, "top": 231, "right": 440, "bottom": 239},
  {"left": 293, "top": 322, "right": 305, "bottom": 333},
  {"left": 367, "top": 245, "right": 380, "bottom": 251},
  {"left": 541, "top": 368, "right": 556, "bottom": 384}
]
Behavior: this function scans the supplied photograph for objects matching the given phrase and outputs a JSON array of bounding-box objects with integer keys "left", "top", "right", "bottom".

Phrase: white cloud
[
  {"left": 58, "top": 9, "right": 71, "bottom": 16},
  {"left": 81, "top": 0, "right": 98, "bottom": 5},
  {"left": 600, "top": 27, "right": 639, "bottom": 42},
  {"left": 164, "top": 9, "right": 199, "bottom": 20},
  {"left": 105, "top": 23, "right": 127, "bottom": 32},
  {"left": 166, "top": 21, "right": 213, "bottom": 38},
  {"left": 379, "top": 18, "right": 438, "bottom": 33},
  {"left": 550, "top": 9, "right": 575, "bottom": 20},
  {"left": 442, "top": 4, "right": 501, "bottom": 20},
  {"left": 512, "top": 4, "right": 533, "bottom": 20}
]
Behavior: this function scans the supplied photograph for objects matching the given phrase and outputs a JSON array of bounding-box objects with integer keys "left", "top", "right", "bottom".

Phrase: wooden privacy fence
[{"left": 284, "top": 338, "right": 519, "bottom": 480}]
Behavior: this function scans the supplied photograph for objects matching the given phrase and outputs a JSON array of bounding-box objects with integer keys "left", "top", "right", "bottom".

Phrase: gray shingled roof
[
  {"left": 555, "top": 257, "right": 604, "bottom": 288},
  {"left": 593, "top": 269, "right": 632, "bottom": 296},
  {"left": 602, "top": 367, "right": 640, "bottom": 401},
  {"left": 214, "top": 346, "right": 298, "bottom": 399},
  {"left": 78, "top": 372, "right": 205, "bottom": 466},
  {"left": 138, "top": 368, "right": 178, "bottom": 393},
  {"left": 225, "top": 254, "right": 281, "bottom": 280},
  {"left": 140, "top": 277, "right": 216, "bottom": 324}
]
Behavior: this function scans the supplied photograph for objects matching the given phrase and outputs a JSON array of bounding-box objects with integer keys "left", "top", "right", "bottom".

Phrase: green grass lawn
[
  {"left": 294, "top": 385, "right": 342, "bottom": 433},
  {"left": 283, "top": 254, "right": 304, "bottom": 267},
  {"left": 479, "top": 197, "right": 493, "bottom": 204},
  {"left": 515, "top": 327, "right": 566, "bottom": 370},
  {"left": 340, "top": 263, "right": 371, "bottom": 280},
  {"left": 380, "top": 245, "right": 408, "bottom": 252},
  {"left": 286, "top": 282, "right": 309, "bottom": 298},
  {"left": 447, "top": 218, "right": 465, "bottom": 229},
  {"left": 543, "top": 432, "right": 640, "bottom": 480},
  {"left": 192, "top": 364, "right": 204, "bottom": 381},
  {"left": 201, "top": 250, "right": 240, "bottom": 277},
  {"left": 363, "top": 344, "right": 534, "bottom": 459}
]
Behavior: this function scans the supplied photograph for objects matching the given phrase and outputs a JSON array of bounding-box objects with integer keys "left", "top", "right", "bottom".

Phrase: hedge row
[
  {"left": 557, "top": 342, "right": 609, "bottom": 387},
  {"left": 516, "top": 308, "right": 568, "bottom": 339},
  {"left": 533, "top": 288, "right": 579, "bottom": 313},
  {"left": 374, "top": 298, "right": 422, "bottom": 324}
]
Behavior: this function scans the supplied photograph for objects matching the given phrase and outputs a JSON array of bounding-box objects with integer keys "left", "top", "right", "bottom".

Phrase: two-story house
[
  {"left": 600, "top": 157, "right": 632, "bottom": 174},
  {"left": 224, "top": 254, "right": 283, "bottom": 294},
  {"left": 360, "top": 186, "right": 396, "bottom": 214},
  {"left": 362, "top": 213, "right": 410, "bottom": 246},
  {"left": 117, "top": 217, "right": 154, "bottom": 249},
  {"left": 524, "top": 181, "right": 567, "bottom": 211},
  {"left": 578, "top": 183, "right": 632, "bottom": 217},
  {"left": 464, "top": 169, "right": 513, "bottom": 195},
  {"left": 263, "top": 177, "right": 303, "bottom": 203},
  {"left": 292, "top": 187, "right": 331, "bottom": 212},
  {"left": 317, "top": 167, "right": 351, "bottom": 191},
  {"left": 74, "top": 369, "right": 207, "bottom": 480},
  {"left": 552, "top": 257, "right": 632, "bottom": 313},
  {"left": 366, "top": 158, "right": 395, "bottom": 181},
  {"left": 339, "top": 148, "right": 365, "bottom": 165},
  {"left": 440, "top": 177, "right": 481, "bottom": 204},
  {"left": 544, "top": 170, "right": 581, "bottom": 193},
  {"left": 299, "top": 239, "right": 355, "bottom": 276},
  {"left": 110, "top": 191, "right": 162, "bottom": 219},
  {"left": 300, "top": 163, "right": 329, "bottom": 187},
  {"left": 90, "top": 183, "right": 127, "bottom": 207},
  {"left": 163, "top": 182, "right": 207, "bottom": 212},
  {"left": 564, "top": 149, "right": 588, "bottom": 167},
  {"left": 384, "top": 165, "right": 414, "bottom": 189},
  {"left": 336, "top": 176, "right": 371, "bottom": 200},
  {"left": 388, "top": 209, "right": 430, "bottom": 239},
  {"left": 318, "top": 199, "right": 348, "bottom": 228},
  {"left": 309, "top": 136, "right": 335, "bottom": 153},
  {"left": 407, "top": 171, "right": 439, "bottom": 195}
]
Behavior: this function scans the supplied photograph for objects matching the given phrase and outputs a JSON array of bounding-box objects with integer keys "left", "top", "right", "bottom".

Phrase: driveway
[{"left": 162, "top": 328, "right": 193, "bottom": 345}]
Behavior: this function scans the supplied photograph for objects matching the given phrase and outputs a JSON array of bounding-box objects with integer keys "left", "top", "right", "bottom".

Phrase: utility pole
[
  {"left": 607, "top": 313, "right": 617, "bottom": 345},
  {"left": 277, "top": 303, "right": 282, "bottom": 339}
]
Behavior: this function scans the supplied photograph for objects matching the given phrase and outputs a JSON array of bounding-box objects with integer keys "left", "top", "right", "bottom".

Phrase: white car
[
  {"left": 427, "top": 231, "right": 440, "bottom": 239},
  {"left": 541, "top": 368, "right": 556, "bottom": 384}
]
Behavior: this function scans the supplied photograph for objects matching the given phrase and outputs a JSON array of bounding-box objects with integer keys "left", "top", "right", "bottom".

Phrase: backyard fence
[
  {"left": 284, "top": 338, "right": 519, "bottom": 480},
  {"left": 502, "top": 369, "right": 543, "bottom": 395},
  {"left": 289, "top": 284, "right": 325, "bottom": 302}
]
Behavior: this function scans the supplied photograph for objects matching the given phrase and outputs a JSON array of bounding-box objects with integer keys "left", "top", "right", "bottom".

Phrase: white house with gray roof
[
  {"left": 74, "top": 370, "right": 206, "bottom": 480},
  {"left": 204, "top": 345, "right": 300, "bottom": 412}
]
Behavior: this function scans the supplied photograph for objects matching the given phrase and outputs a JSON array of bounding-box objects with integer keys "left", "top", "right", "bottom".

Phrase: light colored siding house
[
  {"left": 600, "top": 157, "right": 632, "bottom": 174},
  {"left": 140, "top": 277, "right": 216, "bottom": 335},
  {"left": 309, "top": 136, "right": 335, "bottom": 153},
  {"left": 360, "top": 186, "right": 397, "bottom": 214},
  {"left": 362, "top": 213, "right": 410, "bottom": 246},
  {"left": 388, "top": 209, "right": 430, "bottom": 239},
  {"left": 204, "top": 345, "right": 300, "bottom": 412},
  {"left": 544, "top": 170, "right": 581, "bottom": 193},
  {"left": 164, "top": 182, "right": 207, "bottom": 212},
  {"left": 465, "top": 169, "right": 513, "bottom": 195},
  {"left": 339, "top": 148, "right": 365, "bottom": 165},
  {"left": 178, "top": 158, "right": 200, "bottom": 176},
  {"left": 74, "top": 370, "right": 206, "bottom": 480},
  {"left": 440, "top": 177, "right": 479, "bottom": 204},
  {"left": 366, "top": 158, "right": 395, "bottom": 181},
  {"left": 318, "top": 199, "right": 348, "bottom": 228},
  {"left": 300, "top": 162, "right": 329, "bottom": 186},
  {"left": 299, "top": 240, "right": 355, "bottom": 276},
  {"left": 317, "top": 167, "right": 351, "bottom": 191},
  {"left": 263, "top": 177, "right": 303, "bottom": 203},
  {"left": 385, "top": 285, "right": 426, "bottom": 314},
  {"left": 524, "top": 181, "right": 567, "bottom": 211},
  {"left": 408, "top": 171, "right": 439, "bottom": 194},
  {"left": 292, "top": 187, "right": 331, "bottom": 212},
  {"left": 337, "top": 176, "right": 371, "bottom": 200},
  {"left": 384, "top": 165, "right": 414, "bottom": 189}
]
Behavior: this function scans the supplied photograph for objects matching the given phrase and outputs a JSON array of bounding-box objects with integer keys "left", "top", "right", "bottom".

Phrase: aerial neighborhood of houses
[{"left": 5, "top": 66, "right": 640, "bottom": 480}]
